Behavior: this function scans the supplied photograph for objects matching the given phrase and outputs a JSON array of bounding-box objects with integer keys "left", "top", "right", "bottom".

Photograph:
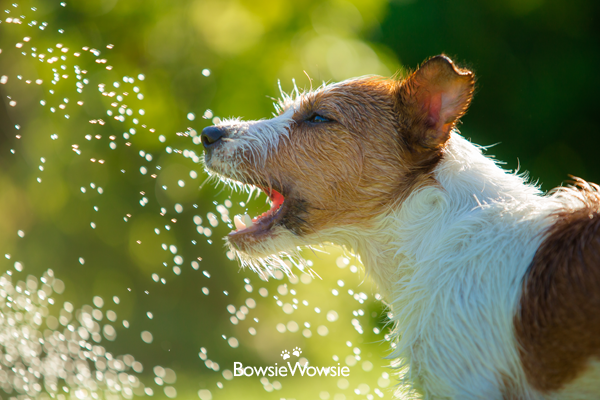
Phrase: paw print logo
[
  {"left": 280, "top": 350, "right": 291, "bottom": 360},
  {"left": 292, "top": 347, "right": 302, "bottom": 357}
]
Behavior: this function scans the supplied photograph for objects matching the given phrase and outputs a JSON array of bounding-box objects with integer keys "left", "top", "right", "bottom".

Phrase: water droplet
[
  {"left": 93, "top": 296, "right": 104, "bottom": 308},
  {"left": 287, "top": 321, "right": 299, "bottom": 332},
  {"left": 202, "top": 69, "right": 211, "bottom": 77},
  {"left": 327, "top": 310, "right": 339, "bottom": 322},
  {"left": 187, "top": 112, "right": 195, "bottom": 121},
  {"left": 317, "top": 325, "right": 329, "bottom": 336},
  {"left": 164, "top": 387, "right": 177, "bottom": 398},
  {"left": 277, "top": 284, "right": 288, "bottom": 295},
  {"left": 141, "top": 331, "right": 153, "bottom": 343}
]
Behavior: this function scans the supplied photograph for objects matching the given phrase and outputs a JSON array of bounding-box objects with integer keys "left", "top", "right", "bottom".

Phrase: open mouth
[{"left": 229, "top": 187, "right": 287, "bottom": 239}]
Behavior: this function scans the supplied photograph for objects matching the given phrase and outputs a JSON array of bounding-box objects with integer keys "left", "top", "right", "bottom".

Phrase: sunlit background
[{"left": 0, "top": 0, "right": 599, "bottom": 399}]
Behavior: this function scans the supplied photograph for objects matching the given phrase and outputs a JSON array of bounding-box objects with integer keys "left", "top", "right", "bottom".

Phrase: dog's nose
[{"left": 201, "top": 126, "right": 225, "bottom": 149}]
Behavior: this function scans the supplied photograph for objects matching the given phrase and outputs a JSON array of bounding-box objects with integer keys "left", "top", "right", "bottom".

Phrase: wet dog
[{"left": 201, "top": 55, "right": 600, "bottom": 399}]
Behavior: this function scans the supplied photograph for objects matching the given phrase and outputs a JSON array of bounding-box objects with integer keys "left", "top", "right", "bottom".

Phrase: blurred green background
[{"left": 0, "top": 0, "right": 599, "bottom": 399}]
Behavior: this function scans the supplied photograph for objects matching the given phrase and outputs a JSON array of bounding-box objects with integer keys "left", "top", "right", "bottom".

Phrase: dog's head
[{"left": 201, "top": 55, "right": 474, "bottom": 271}]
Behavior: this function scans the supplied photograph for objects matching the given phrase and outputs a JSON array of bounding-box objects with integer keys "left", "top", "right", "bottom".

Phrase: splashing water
[
  {"left": 0, "top": 2, "right": 394, "bottom": 399},
  {"left": 0, "top": 268, "right": 145, "bottom": 399}
]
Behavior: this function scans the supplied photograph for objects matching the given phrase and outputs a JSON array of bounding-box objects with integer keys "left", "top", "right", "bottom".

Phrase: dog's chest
[{"left": 378, "top": 190, "right": 555, "bottom": 398}]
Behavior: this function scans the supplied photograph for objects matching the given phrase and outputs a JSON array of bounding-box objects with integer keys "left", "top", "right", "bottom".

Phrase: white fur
[
  {"left": 227, "top": 132, "right": 582, "bottom": 398},
  {"left": 316, "top": 134, "right": 586, "bottom": 399},
  {"left": 211, "top": 103, "right": 296, "bottom": 176}
]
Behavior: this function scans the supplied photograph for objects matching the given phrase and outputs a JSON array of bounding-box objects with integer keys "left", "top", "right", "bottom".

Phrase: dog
[{"left": 200, "top": 55, "right": 600, "bottom": 399}]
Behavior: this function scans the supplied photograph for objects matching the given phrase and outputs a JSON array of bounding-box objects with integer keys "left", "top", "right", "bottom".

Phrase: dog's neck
[
  {"left": 330, "top": 133, "right": 552, "bottom": 299},
  {"left": 320, "top": 133, "right": 567, "bottom": 397}
]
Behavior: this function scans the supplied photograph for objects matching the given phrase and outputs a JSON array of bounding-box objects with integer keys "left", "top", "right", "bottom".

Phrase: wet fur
[{"left": 203, "top": 56, "right": 600, "bottom": 399}]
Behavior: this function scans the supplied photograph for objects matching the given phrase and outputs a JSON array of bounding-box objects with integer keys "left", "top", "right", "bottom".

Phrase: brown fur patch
[
  {"left": 515, "top": 179, "right": 600, "bottom": 392},
  {"left": 250, "top": 78, "right": 417, "bottom": 233}
]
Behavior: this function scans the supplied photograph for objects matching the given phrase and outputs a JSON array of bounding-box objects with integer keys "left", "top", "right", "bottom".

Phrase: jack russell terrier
[{"left": 201, "top": 55, "right": 600, "bottom": 399}]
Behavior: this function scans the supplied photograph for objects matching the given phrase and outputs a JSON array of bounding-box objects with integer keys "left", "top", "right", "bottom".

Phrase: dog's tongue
[{"left": 268, "top": 189, "right": 284, "bottom": 210}]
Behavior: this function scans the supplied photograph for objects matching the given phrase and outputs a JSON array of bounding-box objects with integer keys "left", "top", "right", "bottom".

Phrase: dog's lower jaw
[
  {"left": 226, "top": 224, "right": 288, "bottom": 257},
  {"left": 226, "top": 224, "right": 315, "bottom": 276}
]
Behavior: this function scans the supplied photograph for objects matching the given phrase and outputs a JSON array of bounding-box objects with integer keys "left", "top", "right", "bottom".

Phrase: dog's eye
[{"left": 306, "top": 114, "right": 332, "bottom": 123}]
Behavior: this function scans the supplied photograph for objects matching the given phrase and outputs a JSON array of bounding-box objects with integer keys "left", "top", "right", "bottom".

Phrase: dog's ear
[{"left": 398, "top": 55, "right": 474, "bottom": 151}]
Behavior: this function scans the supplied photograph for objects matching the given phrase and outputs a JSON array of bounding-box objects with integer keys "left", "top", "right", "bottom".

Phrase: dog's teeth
[
  {"left": 234, "top": 215, "right": 246, "bottom": 230},
  {"left": 243, "top": 214, "right": 254, "bottom": 227}
]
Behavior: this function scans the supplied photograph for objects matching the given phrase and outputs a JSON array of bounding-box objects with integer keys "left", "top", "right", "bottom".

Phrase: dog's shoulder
[{"left": 516, "top": 179, "right": 600, "bottom": 394}]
